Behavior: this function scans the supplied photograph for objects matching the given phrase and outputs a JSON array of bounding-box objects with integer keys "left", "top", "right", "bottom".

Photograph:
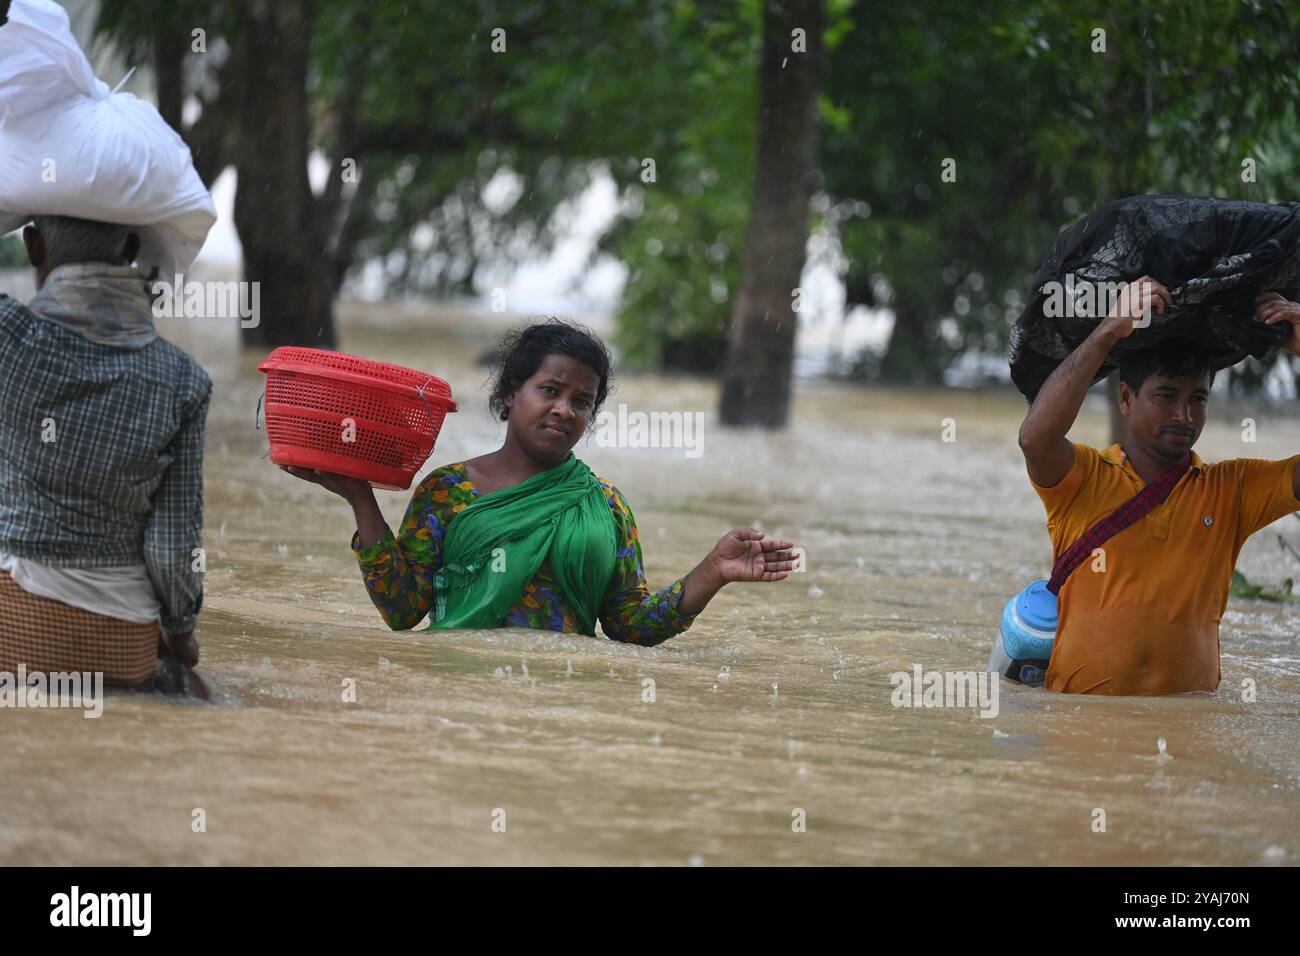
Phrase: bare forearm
[
  {"left": 348, "top": 487, "right": 391, "bottom": 549},
  {"left": 1021, "top": 325, "right": 1121, "bottom": 448},
  {"left": 677, "top": 556, "right": 725, "bottom": 617}
]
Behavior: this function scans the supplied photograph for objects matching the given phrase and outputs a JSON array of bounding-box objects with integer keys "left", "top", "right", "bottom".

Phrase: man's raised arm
[
  {"left": 1018, "top": 275, "right": 1170, "bottom": 487},
  {"left": 1257, "top": 291, "right": 1300, "bottom": 499}
]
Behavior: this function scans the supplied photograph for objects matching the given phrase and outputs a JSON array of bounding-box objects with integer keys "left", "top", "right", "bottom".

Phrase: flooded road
[{"left": 2, "top": 303, "right": 1297, "bottom": 865}]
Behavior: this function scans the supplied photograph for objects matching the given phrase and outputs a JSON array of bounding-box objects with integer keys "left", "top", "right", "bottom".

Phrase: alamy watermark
[
  {"left": 591, "top": 403, "right": 704, "bottom": 458},
  {"left": 890, "top": 664, "right": 999, "bottom": 718},
  {"left": 151, "top": 275, "right": 261, "bottom": 328},
  {"left": 50, "top": 886, "right": 150, "bottom": 935},
  {"left": 1041, "top": 274, "right": 1154, "bottom": 327},
  {"left": 0, "top": 665, "right": 103, "bottom": 718}
]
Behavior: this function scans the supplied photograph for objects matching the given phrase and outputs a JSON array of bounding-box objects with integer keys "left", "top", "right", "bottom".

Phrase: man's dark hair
[
  {"left": 487, "top": 318, "right": 612, "bottom": 423},
  {"left": 31, "top": 215, "right": 136, "bottom": 270},
  {"left": 1118, "top": 338, "right": 1217, "bottom": 394}
]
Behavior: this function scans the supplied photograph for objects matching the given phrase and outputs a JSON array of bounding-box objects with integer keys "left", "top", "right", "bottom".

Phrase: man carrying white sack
[{"left": 0, "top": 0, "right": 217, "bottom": 692}]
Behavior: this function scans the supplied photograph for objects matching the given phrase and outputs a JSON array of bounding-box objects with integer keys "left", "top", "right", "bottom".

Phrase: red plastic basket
[{"left": 257, "top": 347, "right": 457, "bottom": 491}]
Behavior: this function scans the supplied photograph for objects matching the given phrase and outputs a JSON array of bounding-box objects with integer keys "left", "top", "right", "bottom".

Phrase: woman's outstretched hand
[
  {"left": 677, "top": 528, "right": 799, "bottom": 618},
  {"left": 709, "top": 528, "right": 799, "bottom": 583}
]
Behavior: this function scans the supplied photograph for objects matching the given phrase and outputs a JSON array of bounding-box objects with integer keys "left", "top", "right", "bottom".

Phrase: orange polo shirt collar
[{"left": 1098, "top": 442, "right": 1204, "bottom": 476}]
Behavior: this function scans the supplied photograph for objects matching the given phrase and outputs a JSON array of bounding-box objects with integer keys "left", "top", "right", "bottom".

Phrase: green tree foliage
[
  {"left": 95, "top": 0, "right": 760, "bottom": 357},
  {"left": 91, "top": 0, "right": 1300, "bottom": 384},
  {"left": 598, "top": 3, "right": 760, "bottom": 371},
  {"left": 822, "top": 0, "right": 1300, "bottom": 384},
  {"left": 310, "top": 0, "right": 759, "bottom": 311},
  {"left": 0, "top": 235, "right": 26, "bottom": 270}
]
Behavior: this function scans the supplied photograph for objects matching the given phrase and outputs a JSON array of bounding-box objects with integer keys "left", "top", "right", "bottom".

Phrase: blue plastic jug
[{"left": 988, "top": 579, "right": 1057, "bottom": 686}]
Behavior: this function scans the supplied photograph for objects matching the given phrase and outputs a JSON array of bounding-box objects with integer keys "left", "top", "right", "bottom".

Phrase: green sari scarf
[{"left": 428, "top": 452, "right": 618, "bottom": 636}]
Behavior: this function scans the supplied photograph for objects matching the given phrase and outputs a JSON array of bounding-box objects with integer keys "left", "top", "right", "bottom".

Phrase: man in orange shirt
[{"left": 1017, "top": 277, "right": 1300, "bottom": 695}]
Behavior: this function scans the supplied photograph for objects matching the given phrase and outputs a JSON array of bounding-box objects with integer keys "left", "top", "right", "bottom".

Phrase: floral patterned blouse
[{"left": 351, "top": 462, "right": 697, "bottom": 645}]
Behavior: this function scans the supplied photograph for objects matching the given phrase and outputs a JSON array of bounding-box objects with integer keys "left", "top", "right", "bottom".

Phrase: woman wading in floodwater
[{"left": 284, "top": 319, "right": 798, "bottom": 644}]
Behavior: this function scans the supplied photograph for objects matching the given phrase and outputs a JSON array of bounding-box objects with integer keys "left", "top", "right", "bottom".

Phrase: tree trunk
[
  {"left": 718, "top": 0, "right": 824, "bottom": 427},
  {"left": 231, "top": 0, "right": 335, "bottom": 349},
  {"left": 153, "top": 33, "right": 184, "bottom": 133}
]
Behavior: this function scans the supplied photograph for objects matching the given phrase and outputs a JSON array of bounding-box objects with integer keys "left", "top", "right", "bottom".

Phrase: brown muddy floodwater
[{"left": 1, "top": 302, "right": 1298, "bottom": 866}]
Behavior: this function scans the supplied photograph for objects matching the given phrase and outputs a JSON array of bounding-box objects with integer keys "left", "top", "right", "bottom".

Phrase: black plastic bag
[{"left": 1008, "top": 195, "right": 1300, "bottom": 400}]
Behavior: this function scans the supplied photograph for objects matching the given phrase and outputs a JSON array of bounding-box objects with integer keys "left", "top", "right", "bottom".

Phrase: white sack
[{"left": 0, "top": 0, "right": 216, "bottom": 277}]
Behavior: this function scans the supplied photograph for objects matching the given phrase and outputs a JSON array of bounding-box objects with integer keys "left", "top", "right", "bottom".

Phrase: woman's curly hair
[{"left": 487, "top": 318, "right": 613, "bottom": 423}]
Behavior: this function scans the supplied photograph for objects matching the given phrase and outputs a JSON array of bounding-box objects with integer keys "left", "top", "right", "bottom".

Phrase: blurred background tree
[
  {"left": 718, "top": 0, "right": 824, "bottom": 427},
  {"left": 85, "top": 0, "right": 1300, "bottom": 427},
  {"left": 822, "top": 0, "right": 1300, "bottom": 391},
  {"left": 0, "top": 235, "right": 26, "bottom": 270}
]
